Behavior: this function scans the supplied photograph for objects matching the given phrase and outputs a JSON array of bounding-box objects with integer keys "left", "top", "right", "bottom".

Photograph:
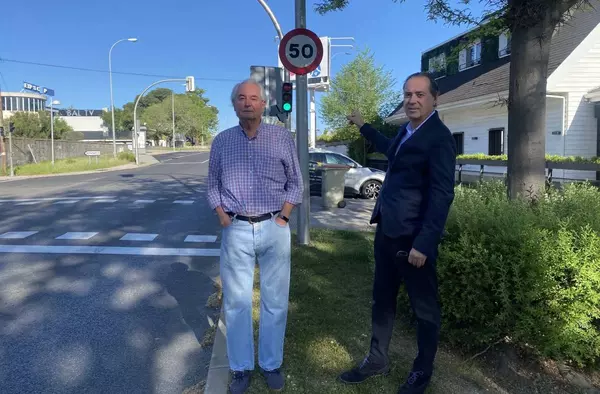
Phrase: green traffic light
[{"left": 283, "top": 103, "right": 292, "bottom": 112}]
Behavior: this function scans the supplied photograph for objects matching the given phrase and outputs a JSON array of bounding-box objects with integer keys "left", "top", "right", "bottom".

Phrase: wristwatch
[{"left": 278, "top": 214, "right": 289, "bottom": 222}]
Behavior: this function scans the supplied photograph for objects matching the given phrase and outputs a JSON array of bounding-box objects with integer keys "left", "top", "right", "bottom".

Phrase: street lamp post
[
  {"left": 50, "top": 99, "right": 60, "bottom": 165},
  {"left": 109, "top": 37, "right": 138, "bottom": 158}
]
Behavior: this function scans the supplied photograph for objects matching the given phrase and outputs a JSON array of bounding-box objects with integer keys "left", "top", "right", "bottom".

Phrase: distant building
[{"left": 1, "top": 91, "right": 47, "bottom": 117}]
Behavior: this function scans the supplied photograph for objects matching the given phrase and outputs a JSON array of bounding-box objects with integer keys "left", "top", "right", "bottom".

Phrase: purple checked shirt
[{"left": 207, "top": 123, "right": 303, "bottom": 216}]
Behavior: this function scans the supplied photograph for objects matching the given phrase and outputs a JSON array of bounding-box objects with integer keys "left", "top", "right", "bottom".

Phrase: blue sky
[{"left": 1, "top": 0, "right": 485, "bottom": 133}]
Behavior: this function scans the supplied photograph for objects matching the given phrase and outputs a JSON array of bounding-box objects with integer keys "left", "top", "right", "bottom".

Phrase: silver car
[{"left": 308, "top": 148, "right": 385, "bottom": 199}]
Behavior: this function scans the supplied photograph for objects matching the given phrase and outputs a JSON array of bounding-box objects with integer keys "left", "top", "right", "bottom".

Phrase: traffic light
[
  {"left": 281, "top": 82, "right": 293, "bottom": 112},
  {"left": 185, "top": 76, "right": 195, "bottom": 92},
  {"left": 9, "top": 122, "right": 14, "bottom": 133}
]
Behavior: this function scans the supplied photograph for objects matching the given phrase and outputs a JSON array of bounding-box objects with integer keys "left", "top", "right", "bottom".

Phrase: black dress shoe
[
  {"left": 339, "top": 357, "right": 390, "bottom": 384},
  {"left": 397, "top": 370, "right": 431, "bottom": 394}
]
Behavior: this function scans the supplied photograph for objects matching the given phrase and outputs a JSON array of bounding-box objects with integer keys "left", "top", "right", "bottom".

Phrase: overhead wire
[{"left": 0, "top": 57, "right": 241, "bottom": 82}]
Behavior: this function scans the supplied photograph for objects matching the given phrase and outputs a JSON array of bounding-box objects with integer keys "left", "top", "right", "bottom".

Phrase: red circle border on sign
[{"left": 278, "top": 28, "right": 324, "bottom": 76}]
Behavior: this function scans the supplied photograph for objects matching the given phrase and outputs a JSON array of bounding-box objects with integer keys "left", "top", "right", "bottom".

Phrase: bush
[
  {"left": 415, "top": 180, "right": 600, "bottom": 367},
  {"left": 118, "top": 151, "right": 136, "bottom": 162}
]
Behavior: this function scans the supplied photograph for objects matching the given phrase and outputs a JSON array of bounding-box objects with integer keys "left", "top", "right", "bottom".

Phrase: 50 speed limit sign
[{"left": 278, "top": 28, "right": 324, "bottom": 75}]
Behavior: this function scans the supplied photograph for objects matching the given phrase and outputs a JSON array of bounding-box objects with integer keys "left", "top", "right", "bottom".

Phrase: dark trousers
[{"left": 368, "top": 223, "right": 441, "bottom": 376}]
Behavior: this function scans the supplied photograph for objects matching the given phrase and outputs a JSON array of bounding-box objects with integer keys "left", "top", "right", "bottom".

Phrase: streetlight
[
  {"left": 50, "top": 99, "right": 60, "bottom": 165},
  {"left": 109, "top": 37, "right": 138, "bottom": 158}
]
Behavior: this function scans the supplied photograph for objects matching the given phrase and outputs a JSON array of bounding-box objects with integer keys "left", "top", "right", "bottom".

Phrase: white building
[
  {"left": 385, "top": 2, "right": 600, "bottom": 181},
  {"left": 1, "top": 91, "right": 47, "bottom": 118}
]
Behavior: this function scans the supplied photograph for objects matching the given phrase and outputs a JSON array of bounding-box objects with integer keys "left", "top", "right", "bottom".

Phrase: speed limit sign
[{"left": 278, "top": 28, "right": 324, "bottom": 76}]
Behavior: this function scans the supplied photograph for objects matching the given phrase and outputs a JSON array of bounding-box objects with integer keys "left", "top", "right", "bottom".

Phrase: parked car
[{"left": 308, "top": 148, "right": 385, "bottom": 199}]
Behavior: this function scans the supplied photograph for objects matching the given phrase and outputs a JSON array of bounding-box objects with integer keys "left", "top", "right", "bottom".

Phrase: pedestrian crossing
[
  {"left": 0, "top": 196, "right": 204, "bottom": 207},
  {"left": 0, "top": 230, "right": 220, "bottom": 243}
]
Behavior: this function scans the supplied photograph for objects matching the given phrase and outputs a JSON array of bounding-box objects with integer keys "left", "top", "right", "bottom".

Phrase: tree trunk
[{"left": 506, "top": 5, "right": 557, "bottom": 200}]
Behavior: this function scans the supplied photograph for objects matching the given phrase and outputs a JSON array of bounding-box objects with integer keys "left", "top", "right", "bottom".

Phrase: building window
[
  {"left": 1, "top": 97, "right": 6, "bottom": 111},
  {"left": 499, "top": 32, "right": 511, "bottom": 57},
  {"left": 428, "top": 53, "right": 446, "bottom": 74},
  {"left": 489, "top": 128, "right": 504, "bottom": 155},
  {"left": 452, "top": 132, "right": 464, "bottom": 155},
  {"left": 459, "top": 39, "right": 482, "bottom": 70}
]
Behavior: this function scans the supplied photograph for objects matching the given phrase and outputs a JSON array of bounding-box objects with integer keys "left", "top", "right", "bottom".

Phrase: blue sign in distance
[
  {"left": 311, "top": 65, "right": 321, "bottom": 77},
  {"left": 23, "top": 82, "right": 54, "bottom": 96}
]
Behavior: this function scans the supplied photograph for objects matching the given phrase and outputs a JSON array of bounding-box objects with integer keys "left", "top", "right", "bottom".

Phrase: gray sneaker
[
  {"left": 229, "top": 370, "right": 251, "bottom": 394},
  {"left": 261, "top": 368, "right": 284, "bottom": 391}
]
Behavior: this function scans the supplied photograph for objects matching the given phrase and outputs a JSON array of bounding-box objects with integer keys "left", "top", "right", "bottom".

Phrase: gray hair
[{"left": 230, "top": 79, "right": 267, "bottom": 104}]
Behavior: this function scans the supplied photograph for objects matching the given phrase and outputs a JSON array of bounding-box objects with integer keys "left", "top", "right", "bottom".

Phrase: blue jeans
[{"left": 219, "top": 215, "right": 291, "bottom": 371}]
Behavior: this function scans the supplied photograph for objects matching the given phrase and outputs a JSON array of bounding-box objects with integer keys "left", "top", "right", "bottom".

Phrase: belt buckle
[{"left": 248, "top": 216, "right": 255, "bottom": 224}]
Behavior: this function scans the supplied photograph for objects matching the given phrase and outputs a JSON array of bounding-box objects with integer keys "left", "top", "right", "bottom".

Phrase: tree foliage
[
  {"left": 320, "top": 48, "right": 402, "bottom": 142},
  {"left": 314, "top": 0, "right": 591, "bottom": 200},
  {"left": 102, "top": 88, "right": 219, "bottom": 144},
  {"left": 9, "top": 111, "right": 73, "bottom": 139}
]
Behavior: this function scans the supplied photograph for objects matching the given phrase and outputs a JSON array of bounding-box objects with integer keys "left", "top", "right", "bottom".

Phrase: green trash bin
[{"left": 320, "top": 164, "right": 350, "bottom": 209}]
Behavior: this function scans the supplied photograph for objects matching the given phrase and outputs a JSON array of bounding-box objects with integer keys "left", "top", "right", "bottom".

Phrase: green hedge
[
  {"left": 420, "top": 181, "right": 600, "bottom": 367},
  {"left": 366, "top": 152, "right": 600, "bottom": 164},
  {"left": 117, "top": 151, "right": 136, "bottom": 162}
]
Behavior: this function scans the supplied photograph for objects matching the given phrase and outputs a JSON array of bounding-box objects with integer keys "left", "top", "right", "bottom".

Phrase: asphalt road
[{"left": 0, "top": 151, "right": 223, "bottom": 394}]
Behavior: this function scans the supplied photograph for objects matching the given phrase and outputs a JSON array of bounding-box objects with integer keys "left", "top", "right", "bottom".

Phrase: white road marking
[
  {"left": 56, "top": 232, "right": 98, "bottom": 240},
  {"left": 0, "top": 231, "right": 38, "bottom": 239},
  {"left": 93, "top": 199, "right": 118, "bottom": 203},
  {"left": 120, "top": 233, "right": 158, "bottom": 241},
  {"left": 185, "top": 235, "right": 217, "bottom": 243},
  {"left": 134, "top": 200, "right": 156, "bottom": 204},
  {"left": 0, "top": 196, "right": 116, "bottom": 203},
  {"left": 16, "top": 201, "right": 41, "bottom": 205},
  {"left": 173, "top": 200, "right": 194, "bottom": 204},
  {"left": 200, "top": 159, "right": 209, "bottom": 164},
  {"left": 53, "top": 200, "right": 78, "bottom": 204},
  {"left": 0, "top": 245, "right": 220, "bottom": 257}
]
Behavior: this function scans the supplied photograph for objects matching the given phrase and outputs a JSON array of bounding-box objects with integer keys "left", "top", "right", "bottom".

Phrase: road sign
[
  {"left": 279, "top": 28, "right": 323, "bottom": 76},
  {"left": 84, "top": 151, "right": 101, "bottom": 157}
]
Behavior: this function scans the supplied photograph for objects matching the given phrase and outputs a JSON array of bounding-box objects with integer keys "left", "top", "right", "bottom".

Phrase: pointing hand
[{"left": 347, "top": 110, "right": 365, "bottom": 128}]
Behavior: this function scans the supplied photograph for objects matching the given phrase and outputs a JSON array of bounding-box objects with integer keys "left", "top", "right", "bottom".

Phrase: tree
[
  {"left": 321, "top": 47, "right": 401, "bottom": 140},
  {"left": 9, "top": 111, "right": 72, "bottom": 139},
  {"left": 320, "top": 47, "right": 402, "bottom": 163},
  {"left": 315, "top": 0, "right": 592, "bottom": 200},
  {"left": 140, "top": 89, "right": 219, "bottom": 145},
  {"left": 103, "top": 87, "right": 219, "bottom": 144}
]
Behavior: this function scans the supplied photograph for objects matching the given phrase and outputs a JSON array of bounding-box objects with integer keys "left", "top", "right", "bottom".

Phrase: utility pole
[
  {"left": 295, "top": 0, "right": 310, "bottom": 245},
  {"left": 172, "top": 91, "right": 176, "bottom": 152},
  {"left": 0, "top": 87, "right": 5, "bottom": 174}
]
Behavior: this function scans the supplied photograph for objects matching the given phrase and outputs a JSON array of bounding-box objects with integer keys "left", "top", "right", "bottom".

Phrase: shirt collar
[
  {"left": 406, "top": 110, "right": 436, "bottom": 134},
  {"left": 238, "top": 120, "right": 265, "bottom": 139}
]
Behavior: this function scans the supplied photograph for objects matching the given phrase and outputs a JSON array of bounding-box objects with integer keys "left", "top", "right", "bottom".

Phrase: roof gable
[{"left": 387, "top": 2, "right": 600, "bottom": 119}]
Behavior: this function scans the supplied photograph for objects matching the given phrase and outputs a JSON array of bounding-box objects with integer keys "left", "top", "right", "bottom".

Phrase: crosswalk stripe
[
  {"left": 120, "top": 233, "right": 158, "bottom": 241},
  {"left": 56, "top": 232, "right": 98, "bottom": 240},
  {"left": 53, "top": 200, "right": 78, "bottom": 205},
  {"left": 184, "top": 235, "right": 217, "bottom": 243},
  {"left": 134, "top": 200, "right": 156, "bottom": 204},
  {"left": 0, "top": 245, "right": 220, "bottom": 256},
  {"left": 173, "top": 200, "right": 194, "bottom": 204},
  {"left": 0, "top": 231, "right": 39, "bottom": 239}
]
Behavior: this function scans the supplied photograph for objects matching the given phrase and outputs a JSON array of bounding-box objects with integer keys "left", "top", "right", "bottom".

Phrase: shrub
[
  {"left": 118, "top": 151, "right": 136, "bottom": 162},
  {"left": 406, "top": 180, "right": 600, "bottom": 367}
]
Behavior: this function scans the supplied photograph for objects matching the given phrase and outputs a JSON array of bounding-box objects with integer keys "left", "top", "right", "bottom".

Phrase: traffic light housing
[
  {"left": 185, "top": 76, "right": 195, "bottom": 92},
  {"left": 9, "top": 122, "right": 14, "bottom": 133},
  {"left": 281, "top": 82, "right": 293, "bottom": 113}
]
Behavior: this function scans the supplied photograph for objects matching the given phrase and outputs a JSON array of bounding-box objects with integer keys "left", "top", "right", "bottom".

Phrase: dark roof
[{"left": 388, "top": 3, "right": 600, "bottom": 118}]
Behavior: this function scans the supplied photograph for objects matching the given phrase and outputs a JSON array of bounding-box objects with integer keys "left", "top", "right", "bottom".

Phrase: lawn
[
  {"left": 7, "top": 153, "right": 135, "bottom": 176},
  {"left": 238, "top": 229, "right": 591, "bottom": 394}
]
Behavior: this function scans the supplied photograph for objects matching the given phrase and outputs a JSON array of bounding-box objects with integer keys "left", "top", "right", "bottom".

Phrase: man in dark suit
[{"left": 339, "top": 72, "right": 456, "bottom": 394}]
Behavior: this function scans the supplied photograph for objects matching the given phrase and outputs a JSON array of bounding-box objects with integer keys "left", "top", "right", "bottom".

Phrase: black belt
[{"left": 227, "top": 211, "right": 280, "bottom": 224}]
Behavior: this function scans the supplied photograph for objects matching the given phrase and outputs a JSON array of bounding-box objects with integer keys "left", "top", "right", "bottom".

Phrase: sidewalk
[
  {"left": 0, "top": 153, "right": 159, "bottom": 182},
  {"left": 204, "top": 196, "right": 376, "bottom": 393}
]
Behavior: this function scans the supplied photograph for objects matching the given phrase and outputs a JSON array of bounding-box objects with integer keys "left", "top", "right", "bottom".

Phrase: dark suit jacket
[{"left": 360, "top": 111, "right": 456, "bottom": 258}]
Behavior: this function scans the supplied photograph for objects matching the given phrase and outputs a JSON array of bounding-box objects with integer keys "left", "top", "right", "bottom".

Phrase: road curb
[
  {"left": 0, "top": 160, "right": 157, "bottom": 182},
  {"left": 204, "top": 308, "right": 229, "bottom": 394}
]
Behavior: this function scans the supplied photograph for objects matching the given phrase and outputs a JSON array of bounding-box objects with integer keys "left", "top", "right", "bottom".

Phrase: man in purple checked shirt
[{"left": 207, "top": 79, "right": 303, "bottom": 394}]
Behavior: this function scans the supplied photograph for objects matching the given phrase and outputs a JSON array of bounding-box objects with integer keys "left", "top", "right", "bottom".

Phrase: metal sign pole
[
  {"left": 295, "top": 0, "right": 310, "bottom": 245},
  {"left": 9, "top": 131, "right": 14, "bottom": 176}
]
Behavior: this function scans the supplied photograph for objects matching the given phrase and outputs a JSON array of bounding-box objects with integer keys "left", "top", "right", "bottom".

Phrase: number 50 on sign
[{"left": 279, "top": 28, "right": 324, "bottom": 76}]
